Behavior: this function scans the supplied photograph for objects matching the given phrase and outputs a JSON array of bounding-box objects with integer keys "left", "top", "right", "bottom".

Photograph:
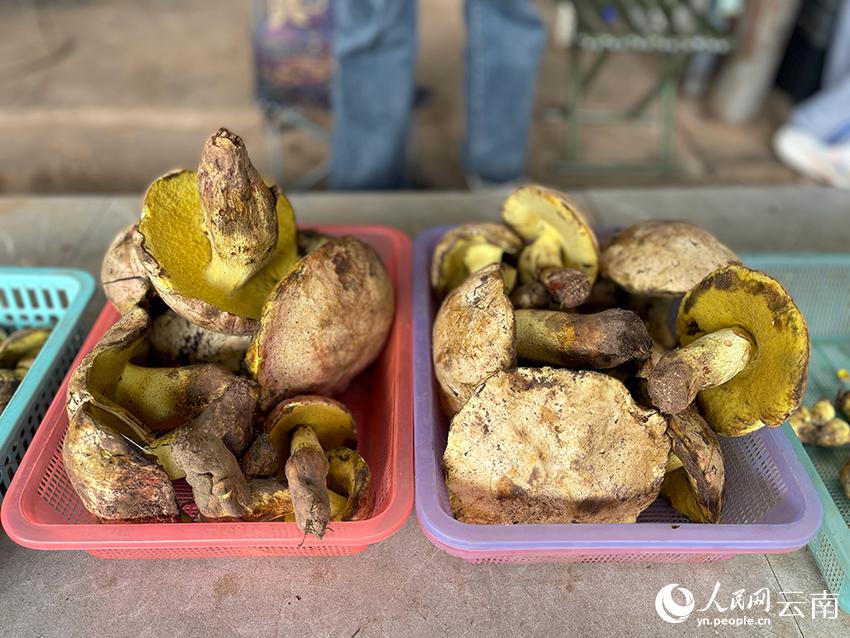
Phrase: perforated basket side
[
  {"left": 0, "top": 268, "right": 95, "bottom": 502},
  {"left": 745, "top": 254, "right": 850, "bottom": 614}
]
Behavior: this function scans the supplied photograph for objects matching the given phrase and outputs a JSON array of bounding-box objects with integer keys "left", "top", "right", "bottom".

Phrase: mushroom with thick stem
[
  {"left": 246, "top": 236, "right": 394, "bottom": 411},
  {"left": 501, "top": 185, "right": 599, "bottom": 308},
  {"left": 264, "top": 395, "right": 358, "bottom": 538},
  {"left": 149, "top": 310, "right": 251, "bottom": 372},
  {"left": 101, "top": 223, "right": 154, "bottom": 314},
  {"left": 601, "top": 221, "right": 740, "bottom": 349},
  {"left": 0, "top": 328, "right": 50, "bottom": 369},
  {"left": 430, "top": 223, "right": 523, "bottom": 299},
  {"left": 136, "top": 129, "right": 299, "bottom": 336},
  {"left": 661, "top": 405, "right": 725, "bottom": 523},
  {"left": 240, "top": 432, "right": 279, "bottom": 478},
  {"left": 432, "top": 263, "right": 652, "bottom": 416},
  {"left": 647, "top": 264, "right": 810, "bottom": 436},
  {"left": 444, "top": 367, "right": 671, "bottom": 524}
]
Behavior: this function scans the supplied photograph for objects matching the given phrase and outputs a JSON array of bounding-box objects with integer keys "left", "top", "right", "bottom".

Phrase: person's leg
[
  {"left": 823, "top": 0, "right": 850, "bottom": 89},
  {"left": 463, "top": 0, "right": 546, "bottom": 184},
  {"left": 790, "top": 75, "right": 850, "bottom": 145},
  {"left": 329, "top": 0, "right": 416, "bottom": 189}
]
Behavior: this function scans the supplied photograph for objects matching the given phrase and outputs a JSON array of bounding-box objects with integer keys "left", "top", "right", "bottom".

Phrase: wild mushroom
[
  {"left": 149, "top": 310, "right": 251, "bottom": 372},
  {"left": 430, "top": 222, "right": 523, "bottom": 298},
  {"left": 841, "top": 459, "right": 850, "bottom": 500},
  {"left": 432, "top": 263, "right": 651, "bottom": 416},
  {"left": 647, "top": 264, "right": 810, "bottom": 436},
  {"left": 0, "top": 328, "right": 49, "bottom": 369},
  {"left": 64, "top": 307, "right": 259, "bottom": 521},
  {"left": 501, "top": 185, "right": 599, "bottom": 308},
  {"left": 101, "top": 223, "right": 154, "bottom": 314},
  {"left": 443, "top": 367, "right": 670, "bottom": 524},
  {"left": 136, "top": 129, "right": 299, "bottom": 335},
  {"left": 660, "top": 405, "right": 725, "bottom": 523},
  {"left": 240, "top": 433, "right": 279, "bottom": 478},
  {"left": 263, "top": 395, "right": 358, "bottom": 538},
  {"left": 0, "top": 369, "right": 19, "bottom": 413},
  {"left": 246, "top": 236, "right": 394, "bottom": 410},
  {"left": 601, "top": 221, "right": 740, "bottom": 349}
]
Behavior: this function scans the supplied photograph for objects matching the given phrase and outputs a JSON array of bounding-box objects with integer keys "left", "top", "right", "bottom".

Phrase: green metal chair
[{"left": 554, "top": 0, "right": 735, "bottom": 174}]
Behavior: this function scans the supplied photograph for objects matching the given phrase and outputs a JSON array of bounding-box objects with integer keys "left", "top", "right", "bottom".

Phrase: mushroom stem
[
  {"left": 647, "top": 327, "right": 753, "bottom": 415},
  {"left": 197, "top": 128, "right": 278, "bottom": 290},
  {"left": 285, "top": 425, "right": 331, "bottom": 538},
  {"left": 514, "top": 308, "right": 652, "bottom": 369},
  {"left": 539, "top": 267, "right": 591, "bottom": 308}
]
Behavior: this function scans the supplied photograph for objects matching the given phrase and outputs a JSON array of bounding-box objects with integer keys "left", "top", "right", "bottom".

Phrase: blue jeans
[
  {"left": 329, "top": 0, "right": 545, "bottom": 189},
  {"left": 791, "top": 0, "right": 850, "bottom": 145}
]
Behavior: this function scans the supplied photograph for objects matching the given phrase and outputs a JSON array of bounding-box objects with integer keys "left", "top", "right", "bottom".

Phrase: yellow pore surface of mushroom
[
  {"left": 137, "top": 170, "right": 298, "bottom": 329},
  {"left": 501, "top": 185, "right": 600, "bottom": 284},
  {"left": 678, "top": 264, "right": 810, "bottom": 436}
]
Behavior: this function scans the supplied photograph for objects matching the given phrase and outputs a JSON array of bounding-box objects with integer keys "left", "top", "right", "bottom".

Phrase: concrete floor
[{"left": 0, "top": 0, "right": 802, "bottom": 193}]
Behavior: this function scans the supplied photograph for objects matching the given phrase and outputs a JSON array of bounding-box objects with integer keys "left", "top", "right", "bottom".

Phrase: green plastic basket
[
  {"left": 745, "top": 254, "right": 850, "bottom": 613},
  {"left": 0, "top": 267, "right": 95, "bottom": 503}
]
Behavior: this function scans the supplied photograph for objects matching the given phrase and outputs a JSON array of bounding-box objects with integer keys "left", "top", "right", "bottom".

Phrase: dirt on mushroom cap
[
  {"left": 432, "top": 263, "right": 516, "bottom": 416},
  {"left": 136, "top": 170, "right": 299, "bottom": 335},
  {"left": 246, "top": 236, "right": 394, "bottom": 410},
  {"left": 444, "top": 367, "right": 670, "bottom": 524},
  {"left": 677, "top": 264, "right": 810, "bottom": 436},
  {"left": 602, "top": 221, "right": 739, "bottom": 297},
  {"left": 101, "top": 223, "right": 153, "bottom": 314}
]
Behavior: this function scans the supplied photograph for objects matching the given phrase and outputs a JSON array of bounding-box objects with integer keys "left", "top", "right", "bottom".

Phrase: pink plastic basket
[
  {"left": 413, "top": 226, "right": 822, "bottom": 564},
  {"left": 1, "top": 225, "right": 413, "bottom": 559}
]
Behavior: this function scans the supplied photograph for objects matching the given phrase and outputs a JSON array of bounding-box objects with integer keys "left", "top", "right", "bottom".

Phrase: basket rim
[
  {"left": 413, "top": 226, "right": 824, "bottom": 556},
  {"left": 0, "top": 225, "right": 413, "bottom": 552},
  {"left": 0, "top": 267, "right": 96, "bottom": 454}
]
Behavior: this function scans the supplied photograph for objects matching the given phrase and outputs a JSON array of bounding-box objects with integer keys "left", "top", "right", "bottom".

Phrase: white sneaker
[{"left": 773, "top": 125, "right": 850, "bottom": 189}]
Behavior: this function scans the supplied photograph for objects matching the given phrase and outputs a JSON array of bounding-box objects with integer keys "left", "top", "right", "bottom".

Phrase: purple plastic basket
[{"left": 413, "top": 226, "right": 823, "bottom": 564}]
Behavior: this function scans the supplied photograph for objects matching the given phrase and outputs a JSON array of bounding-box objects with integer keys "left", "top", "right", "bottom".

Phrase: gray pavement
[{"left": 0, "top": 187, "right": 849, "bottom": 637}]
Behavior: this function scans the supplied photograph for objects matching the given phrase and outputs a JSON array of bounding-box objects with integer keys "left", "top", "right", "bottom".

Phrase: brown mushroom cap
[
  {"left": 601, "top": 221, "right": 739, "bottom": 297},
  {"left": 432, "top": 263, "right": 516, "bottom": 416},
  {"left": 674, "top": 264, "right": 810, "bottom": 436},
  {"left": 62, "top": 402, "right": 179, "bottom": 522},
  {"left": 430, "top": 223, "right": 523, "bottom": 298},
  {"left": 246, "top": 236, "right": 395, "bottom": 410},
  {"left": 444, "top": 367, "right": 670, "bottom": 524},
  {"left": 149, "top": 310, "right": 251, "bottom": 372},
  {"left": 661, "top": 405, "right": 725, "bottom": 523},
  {"left": 101, "top": 223, "right": 154, "bottom": 314},
  {"left": 264, "top": 395, "right": 357, "bottom": 457}
]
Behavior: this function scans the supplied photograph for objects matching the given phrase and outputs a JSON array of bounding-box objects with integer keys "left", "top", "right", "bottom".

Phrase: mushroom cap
[
  {"left": 432, "top": 263, "right": 516, "bottom": 416},
  {"left": 430, "top": 223, "right": 523, "bottom": 298},
  {"left": 444, "top": 367, "right": 670, "bottom": 524},
  {"left": 602, "top": 221, "right": 739, "bottom": 297},
  {"left": 136, "top": 170, "right": 299, "bottom": 336},
  {"left": 265, "top": 395, "right": 357, "bottom": 456},
  {"left": 62, "top": 401, "right": 179, "bottom": 522},
  {"left": 246, "top": 236, "right": 395, "bottom": 410},
  {"left": 149, "top": 310, "right": 250, "bottom": 372},
  {"left": 326, "top": 447, "right": 373, "bottom": 521},
  {"left": 677, "top": 264, "right": 810, "bottom": 436},
  {"left": 501, "top": 185, "right": 600, "bottom": 283},
  {"left": 0, "top": 328, "right": 50, "bottom": 369},
  {"left": 101, "top": 223, "right": 154, "bottom": 314},
  {"left": 661, "top": 405, "right": 725, "bottom": 523}
]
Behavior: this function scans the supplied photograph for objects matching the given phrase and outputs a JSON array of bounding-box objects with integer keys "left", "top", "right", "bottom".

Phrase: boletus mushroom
[
  {"left": 432, "top": 263, "right": 651, "bottom": 416},
  {"left": 149, "top": 310, "right": 251, "bottom": 372},
  {"left": 443, "top": 367, "right": 670, "bottom": 524},
  {"left": 263, "top": 395, "right": 359, "bottom": 538},
  {"left": 601, "top": 221, "right": 740, "bottom": 349},
  {"left": 246, "top": 236, "right": 394, "bottom": 410},
  {"left": 661, "top": 405, "right": 725, "bottom": 523},
  {"left": 501, "top": 185, "right": 599, "bottom": 308},
  {"left": 136, "top": 129, "right": 299, "bottom": 335},
  {"left": 64, "top": 307, "right": 259, "bottom": 521},
  {"left": 0, "top": 328, "right": 49, "bottom": 369},
  {"left": 0, "top": 369, "right": 19, "bottom": 414},
  {"left": 101, "top": 223, "right": 154, "bottom": 314},
  {"left": 430, "top": 222, "right": 523, "bottom": 298},
  {"left": 647, "top": 264, "right": 810, "bottom": 436}
]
